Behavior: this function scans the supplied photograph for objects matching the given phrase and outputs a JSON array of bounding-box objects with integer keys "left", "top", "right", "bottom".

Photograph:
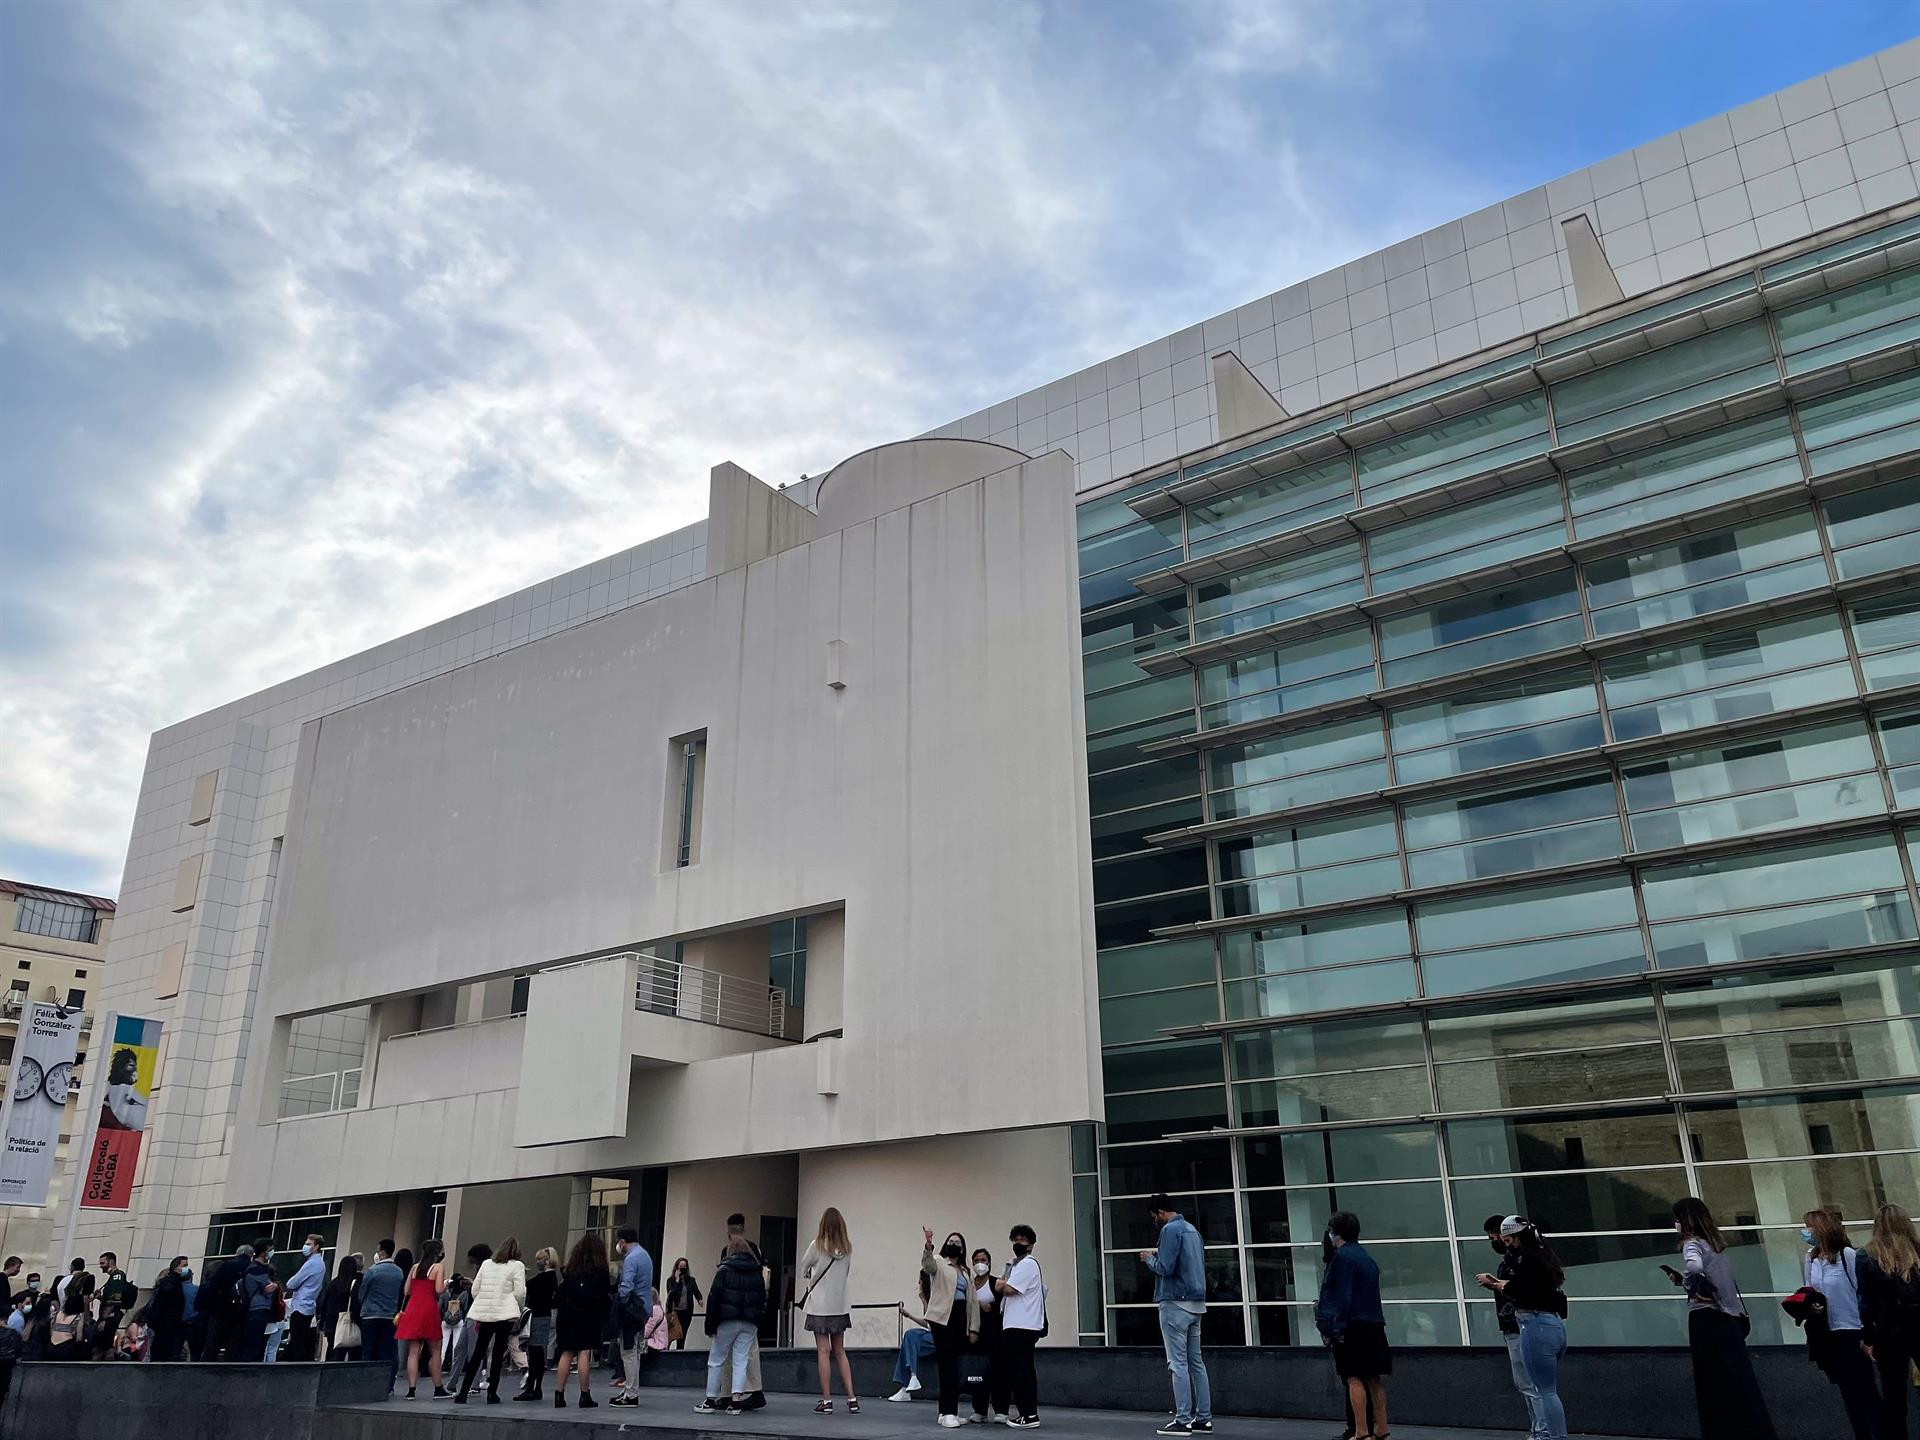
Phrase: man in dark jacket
[
  {"left": 239, "top": 1239, "right": 280, "bottom": 1362},
  {"left": 202, "top": 1245, "right": 253, "bottom": 1360},
  {"left": 694, "top": 1240, "right": 766, "bottom": 1416}
]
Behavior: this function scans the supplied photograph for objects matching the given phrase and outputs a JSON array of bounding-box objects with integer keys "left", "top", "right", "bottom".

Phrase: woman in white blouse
[{"left": 800, "top": 1207, "right": 858, "bottom": 1414}]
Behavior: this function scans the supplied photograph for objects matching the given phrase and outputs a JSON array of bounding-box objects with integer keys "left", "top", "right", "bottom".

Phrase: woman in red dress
[{"left": 396, "top": 1239, "right": 449, "bottom": 1399}]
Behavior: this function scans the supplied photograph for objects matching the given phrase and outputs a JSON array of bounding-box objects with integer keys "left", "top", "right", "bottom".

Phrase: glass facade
[{"left": 1073, "top": 212, "right": 1920, "bottom": 1347}]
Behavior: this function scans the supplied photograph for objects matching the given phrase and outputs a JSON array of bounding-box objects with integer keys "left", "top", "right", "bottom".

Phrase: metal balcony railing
[{"left": 630, "top": 953, "right": 787, "bottom": 1039}]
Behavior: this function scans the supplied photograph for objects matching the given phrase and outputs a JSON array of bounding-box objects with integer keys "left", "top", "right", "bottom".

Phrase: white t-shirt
[{"left": 1001, "top": 1256, "right": 1044, "bottom": 1331}]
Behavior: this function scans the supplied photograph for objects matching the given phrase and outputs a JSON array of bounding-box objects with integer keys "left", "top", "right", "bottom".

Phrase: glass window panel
[
  {"left": 1198, "top": 626, "right": 1375, "bottom": 730},
  {"left": 1193, "top": 543, "right": 1365, "bottom": 641},
  {"left": 1083, "top": 590, "right": 1189, "bottom": 655},
  {"left": 1230, "top": 1014, "right": 1426, "bottom": 1080},
  {"left": 1185, "top": 458, "right": 1355, "bottom": 558},
  {"left": 1094, "top": 888, "right": 1210, "bottom": 950},
  {"left": 1457, "top": 1231, "right": 1690, "bottom": 1304},
  {"left": 1673, "top": 1003, "right": 1920, "bottom": 1092},
  {"left": 1084, "top": 673, "right": 1195, "bottom": 737},
  {"left": 1550, "top": 320, "right": 1777, "bottom": 446},
  {"left": 1216, "top": 855, "right": 1404, "bottom": 916},
  {"left": 1078, "top": 517, "right": 1183, "bottom": 579},
  {"left": 1882, "top": 712, "right": 1920, "bottom": 805},
  {"left": 1366, "top": 482, "right": 1568, "bottom": 595},
  {"left": 1446, "top": 1108, "right": 1687, "bottom": 1175},
  {"left": 1651, "top": 894, "right": 1917, "bottom": 969},
  {"left": 1420, "top": 927, "right": 1648, "bottom": 997},
  {"left": 1352, "top": 349, "right": 1538, "bottom": 421},
  {"left": 1355, "top": 393, "right": 1551, "bottom": 507},
  {"left": 1104, "top": 1192, "right": 1240, "bottom": 1252},
  {"left": 1416, "top": 874, "right": 1640, "bottom": 954},
  {"left": 1402, "top": 770, "right": 1623, "bottom": 888},
  {"left": 1800, "top": 368, "right": 1920, "bottom": 477},
  {"left": 1452, "top": 1172, "right": 1689, "bottom": 1235},
  {"left": 1076, "top": 474, "right": 1176, "bottom": 541},
  {"left": 1600, "top": 611, "right": 1854, "bottom": 743},
  {"left": 1685, "top": 1083, "right": 1920, "bottom": 1164},
  {"left": 1623, "top": 721, "right": 1885, "bottom": 850},
  {"left": 1468, "top": 1296, "right": 1689, "bottom": 1346},
  {"left": 1583, "top": 511, "right": 1827, "bottom": 638},
  {"left": 1389, "top": 668, "right": 1602, "bottom": 784},
  {"left": 1697, "top": 1153, "right": 1920, "bottom": 1234},
  {"left": 1763, "top": 214, "right": 1920, "bottom": 282},
  {"left": 1236, "top": 1069, "right": 1431, "bottom": 1126},
  {"left": 1093, "top": 847, "right": 1209, "bottom": 906},
  {"left": 1218, "top": 810, "right": 1399, "bottom": 882},
  {"left": 1776, "top": 264, "right": 1920, "bottom": 374},
  {"left": 1853, "top": 591, "right": 1920, "bottom": 692},
  {"left": 1088, "top": 713, "right": 1194, "bottom": 776},
  {"left": 1545, "top": 275, "right": 1759, "bottom": 353},
  {"left": 1221, "top": 910, "right": 1412, "bottom": 979},
  {"left": 1378, "top": 570, "right": 1583, "bottom": 687},
  {"left": 1102, "top": 1035, "right": 1225, "bottom": 1092},
  {"left": 1243, "top": 1124, "right": 1441, "bottom": 1188},
  {"left": 1223, "top": 958, "right": 1419, "bottom": 1020},
  {"left": 1247, "top": 1241, "right": 1455, "bottom": 1306},
  {"left": 1081, "top": 545, "right": 1181, "bottom": 611},
  {"left": 1091, "top": 796, "right": 1204, "bottom": 861},
  {"left": 1566, "top": 412, "right": 1802, "bottom": 539},
  {"left": 1104, "top": 1138, "right": 1234, "bottom": 1196},
  {"left": 1208, "top": 719, "right": 1392, "bottom": 797},
  {"left": 1083, "top": 641, "right": 1177, "bottom": 696},
  {"left": 1429, "top": 992, "right": 1665, "bottom": 1112},
  {"left": 1210, "top": 757, "right": 1388, "bottom": 822},
  {"left": 1825, "top": 474, "right": 1920, "bottom": 581},
  {"left": 1098, "top": 937, "right": 1218, "bottom": 999},
  {"left": 1106, "top": 1250, "right": 1242, "bottom": 1307},
  {"left": 1244, "top": 1184, "right": 1447, "bottom": 1243},
  {"left": 1642, "top": 834, "right": 1908, "bottom": 921},
  {"left": 1089, "top": 756, "right": 1201, "bottom": 817},
  {"left": 1103, "top": 1085, "right": 1230, "bottom": 1144}
]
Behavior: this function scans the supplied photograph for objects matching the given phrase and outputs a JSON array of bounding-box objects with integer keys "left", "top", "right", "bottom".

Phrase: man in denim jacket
[{"left": 1139, "top": 1195, "right": 1213, "bottom": 1437}]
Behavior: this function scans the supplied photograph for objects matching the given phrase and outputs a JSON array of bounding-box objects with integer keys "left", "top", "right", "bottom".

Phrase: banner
[
  {"left": 81, "top": 1015, "right": 162, "bottom": 1211},
  {"left": 0, "top": 1003, "right": 83, "bottom": 1207}
]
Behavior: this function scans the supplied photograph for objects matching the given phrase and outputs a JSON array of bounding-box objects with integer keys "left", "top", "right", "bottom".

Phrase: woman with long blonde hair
[
  {"left": 799, "top": 1207, "right": 858, "bottom": 1413},
  {"left": 1861, "top": 1203, "right": 1920, "bottom": 1439},
  {"left": 514, "top": 1246, "right": 562, "bottom": 1403}
]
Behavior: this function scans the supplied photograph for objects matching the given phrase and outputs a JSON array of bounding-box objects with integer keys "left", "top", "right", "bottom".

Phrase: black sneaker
[
  {"left": 1009, "top": 1418, "right": 1040, "bottom": 1430},
  {"left": 1157, "top": 1425, "right": 1192, "bottom": 1437},
  {"left": 1190, "top": 1424, "right": 1213, "bottom": 1434},
  {"left": 744, "top": 1392, "right": 768, "bottom": 1410},
  {"left": 694, "top": 1400, "right": 724, "bottom": 1414},
  {"left": 578, "top": 1394, "right": 598, "bottom": 1409},
  {"left": 610, "top": 1395, "right": 639, "bottom": 1407}
]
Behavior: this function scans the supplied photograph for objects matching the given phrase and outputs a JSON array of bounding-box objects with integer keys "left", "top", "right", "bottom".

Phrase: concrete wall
[
  {"left": 448, "top": 1175, "right": 574, "bottom": 1268},
  {"left": 795, "top": 1127, "right": 1078, "bottom": 1346},
  {"left": 661, "top": 1151, "right": 800, "bottom": 1348},
  {"left": 226, "top": 446, "right": 1100, "bottom": 1206}
]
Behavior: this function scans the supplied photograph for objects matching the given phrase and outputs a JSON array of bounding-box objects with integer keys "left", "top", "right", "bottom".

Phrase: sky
[{"left": 3, "top": 0, "right": 1918, "bottom": 898}]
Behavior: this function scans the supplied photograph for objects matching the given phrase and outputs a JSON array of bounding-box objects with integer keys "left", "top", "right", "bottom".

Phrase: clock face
[
  {"left": 43, "top": 1062, "right": 73, "bottom": 1102},
  {"left": 12, "top": 1057, "right": 43, "bottom": 1102}
]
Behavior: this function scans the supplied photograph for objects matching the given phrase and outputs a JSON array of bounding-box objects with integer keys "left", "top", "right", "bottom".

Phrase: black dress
[{"left": 555, "top": 1268, "right": 612, "bottom": 1355}]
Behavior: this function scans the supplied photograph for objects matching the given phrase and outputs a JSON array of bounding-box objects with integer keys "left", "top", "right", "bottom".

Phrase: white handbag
[{"left": 333, "top": 1311, "right": 362, "bottom": 1350}]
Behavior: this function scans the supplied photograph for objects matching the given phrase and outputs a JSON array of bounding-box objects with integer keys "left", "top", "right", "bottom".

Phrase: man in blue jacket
[
  {"left": 1139, "top": 1194, "right": 1212, "bottom": 1436},
  {"left": 611, "top": 1227, "right": 654, "bottom": 1408}
]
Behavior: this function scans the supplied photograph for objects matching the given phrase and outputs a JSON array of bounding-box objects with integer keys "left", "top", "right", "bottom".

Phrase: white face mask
[{"left": 973, "top": 1262, "right": 989, "bottom": 1277}]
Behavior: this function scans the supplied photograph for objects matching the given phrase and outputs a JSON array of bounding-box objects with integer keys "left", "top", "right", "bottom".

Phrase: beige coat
[{"left": 920, "top": 1248, "right": 982, "bottom": 1331}]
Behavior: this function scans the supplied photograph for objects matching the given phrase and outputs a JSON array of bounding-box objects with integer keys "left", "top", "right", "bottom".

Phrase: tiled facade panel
[{"left": 932, "top": 39, "right": 1920, "bottom": 494}]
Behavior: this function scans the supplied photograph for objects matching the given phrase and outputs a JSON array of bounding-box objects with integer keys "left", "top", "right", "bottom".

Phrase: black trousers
[
  {"left": 522, "top": 1342, "right": 547, "bottom": 1394},
  {"left": 148, "top": 1323, "right": 184, "bottom": 1363},
  {"left": 970, "top": 1326, "right": 1010, "bottom": 1417},
  {"left": 1822, "top": 1333, "right": 1879, "bottom": 1440},
  {"left": 210, "top": 1312, "right": 245, "bottom": 1361},
  {"left": 1001, "top": 1328, "right": 1040, "bottom": 1419},
  {"left": 930, "top": 1319, "right": 966, "bottom": 1416},
  {"left": 1873, "top": 1331, "right": 1918, "bottom": 1440},
  {"left": 285, "top": 1311, "right": 317, "bottom": 1361},
  {"left": 460, "top": 1320, "right": 515, "bottom": 1399},
  {"left": 1688, "top": 1308, "right": 1777, "bottom": 1440}
]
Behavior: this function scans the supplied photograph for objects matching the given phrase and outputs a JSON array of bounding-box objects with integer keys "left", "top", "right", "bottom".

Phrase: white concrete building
[{"left": 83, "top": 37, "right": 1920, "bottom": 1348}]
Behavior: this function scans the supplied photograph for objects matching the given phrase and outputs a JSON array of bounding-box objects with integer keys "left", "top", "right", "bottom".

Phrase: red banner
[{"left": 82, "top": 1129, "right": 141, "bottom": 1210}]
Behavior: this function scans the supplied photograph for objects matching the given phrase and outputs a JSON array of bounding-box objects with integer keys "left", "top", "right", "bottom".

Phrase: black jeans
[
  {"left": 1873, "top": 1331, "right": 1918, "bottom": 1440},
  {"left": 1001, "top": 1328, "right": 1040, "bottom": 1419},
  {"left": 148, "top": 1323, "right": 184, "bottom": 1363},
  {"left": 522, "top": 1341, "right": 547, "bottom": 1395},
  {"left": 672, "top": 1310, "right": 692, "bottom": 1349},
  {"left": 285, "top": 1311, "right": 317, "bottom": 1362},
  {"left": 970, "top": 1324, "right": 1010, "bottom": 1417},
  {"left": 930, "top": 1319, "right": 966, "bottom": 1416},
  {"left": 1822, "top": 1332, "right": 1878, "bottom": 1440},
  {"left": 460, "top": 1320, "right": 515, "bottom": 1399},
  {"left": 1688, "top": 1308, "right": 1777, "bottom": 1440}
]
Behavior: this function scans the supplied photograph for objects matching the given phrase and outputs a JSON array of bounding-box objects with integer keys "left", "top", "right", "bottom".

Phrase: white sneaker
[
  {"left": 938, "top": 1416, "right": 966, "bottom": 1429},
  {"left": 992, "top": 1416, "right": 1008, "bottom": 1427},
  {"left": 908, "top": 1375, "right": 923, "bottom": 1393},
  {"left": 888, "top": 1387, "right": 915, "bottom": 1403}
]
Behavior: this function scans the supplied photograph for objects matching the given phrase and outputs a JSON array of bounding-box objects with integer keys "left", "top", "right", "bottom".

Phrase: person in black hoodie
[
  {"left": 203, "top": 1245, "right": 253, "bottom": 1360},
  {"left": 695, "top": 1238, "right": 767, "bottom": 1417},
  {"left": 145, "top": 1257, "right": 191, "bottom": 1363}
]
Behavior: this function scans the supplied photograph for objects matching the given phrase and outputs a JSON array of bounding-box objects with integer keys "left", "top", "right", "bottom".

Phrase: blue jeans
[
  {"left": 1157, "top": 1302, "right": 1211, "bottom": 1425},
  {"left": 707, "top": 1319, "right": 756, "bottom": 1399},
  {"left": 1516, "top": 1311, "right": 1567, "bottom": 1440},
  {"left": 1504, "top": 1330, "right": 1546, "bottom": 1438},
  {"left": 893, "top": 1327, "right": 934, "bottom": 1387}
]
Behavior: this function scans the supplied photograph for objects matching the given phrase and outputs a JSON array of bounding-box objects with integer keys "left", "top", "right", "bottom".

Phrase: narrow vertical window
[
  {"left": 664, "top": 731, "right": 707, "bottom": 869},
  {"left": 677, "top": 741, "right": 700, "bottom": 866}
]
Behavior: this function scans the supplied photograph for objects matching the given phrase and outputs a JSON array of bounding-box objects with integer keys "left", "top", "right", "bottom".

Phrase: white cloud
[{"left": 0, "top": 0, "right": 1482, "bottom": 894}]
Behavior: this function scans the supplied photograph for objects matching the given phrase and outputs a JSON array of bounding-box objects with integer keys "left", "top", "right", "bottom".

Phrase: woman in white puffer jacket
[{"left": 456, "top": 1237, "right": 528, "bottom": 1405}]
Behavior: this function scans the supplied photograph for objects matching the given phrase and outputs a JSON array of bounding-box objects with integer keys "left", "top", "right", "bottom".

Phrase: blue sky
[{"left": 2, "top": 0, "right": 1917, "bottom": 897}]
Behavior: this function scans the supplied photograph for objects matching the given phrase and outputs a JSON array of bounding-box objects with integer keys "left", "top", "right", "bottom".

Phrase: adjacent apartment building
[
  {"left": 0, "top": 879, "right": 113, "bottom": 1262},
  {"left": 85, "top": 39, "right": 1920, "bottom": 1349}
]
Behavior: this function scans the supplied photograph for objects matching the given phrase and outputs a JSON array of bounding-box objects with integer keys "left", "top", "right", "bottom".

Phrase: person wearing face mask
[
  {"left": 1316, "top": 1212, "right": 1389, "bottom": 1440},
  {"left": 1476, "top": 1216, "right": 1542, "bottom": 1438},
  {"left": 22, "top": 1274, "right": 50, "bottom": 1361},
  {"left": 1666, "top": 1196, "right": 1776, "bottom": 1440},
  {"left": 993, "top": 1224, "right": 1045, "bottom": 1430},
  {"left": 919, "top": 1226, "right": 982, "bottom": 1428},
  {"left": 1140, "top": 1194, "right": 1212, "bottom": 1437},
  {"left": 967, "top": 1247, "right": 1010, "bottom": 1425},
  {"left": 1800, "top": 1208, "right": 1875, "bottom": 1440},
  {"left": 1475, "top": 1218, "right": 1568, "bottom": 1440},
  {"left": 145, "top": 1256, "right": 193, "bottom": 1363},
  {"left": 284, "top": 1233, "right": 329, "bottom": 1361}
]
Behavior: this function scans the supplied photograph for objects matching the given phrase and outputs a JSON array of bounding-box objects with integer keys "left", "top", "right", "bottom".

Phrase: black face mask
[
  {"left": 1490, "top": 1238, "right": 1505, "bottom": 1255},
  {"left": 1011, "top": 1242, "right": 1031, "bottom": 1258},
  {"left": 941, "top": 1245, "right": 964, "bottom": 1262}
]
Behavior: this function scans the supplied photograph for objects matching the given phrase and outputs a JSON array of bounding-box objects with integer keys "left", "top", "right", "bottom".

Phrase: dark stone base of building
[{"left": 3, "top": 1346, "right": 1851, "bottom": 1440}]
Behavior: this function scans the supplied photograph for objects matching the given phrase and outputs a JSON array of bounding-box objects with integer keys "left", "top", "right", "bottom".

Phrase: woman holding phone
[
  {"left": 1475, "top": 1217, "right": 1568, "bottom": 1440},
  {"left": 1665, "top": 1197, "right": 1777, "bottom": 1440}
]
